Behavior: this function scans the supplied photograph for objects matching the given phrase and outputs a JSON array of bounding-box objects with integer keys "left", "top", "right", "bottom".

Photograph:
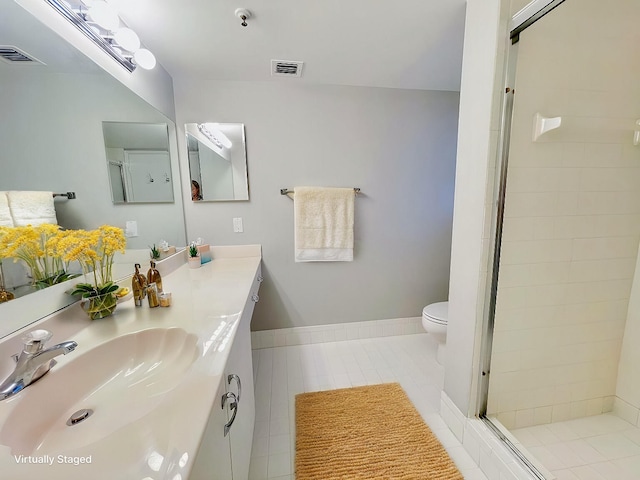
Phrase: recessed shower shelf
[
  {"left": 533, "top": 114, "right": 640, "bottom": 145},
  {"left": 532, "top": 113, "right": 562, "bottom": 141}
]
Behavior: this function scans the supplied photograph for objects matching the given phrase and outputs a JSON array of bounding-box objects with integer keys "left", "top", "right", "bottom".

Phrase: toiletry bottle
[
  {"left": 132, "top": 263, "right": 147, "bottom": 307},
  {"left": 147, "top": 260, "right": 163, "bottom": 293},
  {"left": 147, "top": 282, "right": 159, "bottom": 308}
]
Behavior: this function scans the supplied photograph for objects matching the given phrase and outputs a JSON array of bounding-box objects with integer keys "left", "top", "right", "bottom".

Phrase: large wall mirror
[
  {"left": 185, "top": 123, "right": 249, "bottom": 201},
  {"left": 0, "top": 1, "right": 187, "bottom": 338}
]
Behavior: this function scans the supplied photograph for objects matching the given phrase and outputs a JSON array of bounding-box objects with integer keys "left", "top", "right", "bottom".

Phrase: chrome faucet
[{"left": 0, "top": 329, "right": 77, "bottom": 401}]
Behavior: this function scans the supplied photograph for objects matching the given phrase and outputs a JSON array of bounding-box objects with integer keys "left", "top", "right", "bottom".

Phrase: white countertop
[{"left": 0, "top": 245, "right": 262, "bottom": 480}]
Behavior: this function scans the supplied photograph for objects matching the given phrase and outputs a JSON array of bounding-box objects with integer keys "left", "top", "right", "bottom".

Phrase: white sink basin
[{"left": 0, "top": 327, "right": 199, "bottom": 455}]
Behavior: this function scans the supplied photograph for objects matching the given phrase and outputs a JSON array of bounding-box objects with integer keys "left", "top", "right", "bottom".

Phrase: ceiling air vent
[
  {"left": 271, "top": 60, "right": 304, "bottom": 77},
  {"left": 0, "top": 46, "right": 43, "bottom": 65}
]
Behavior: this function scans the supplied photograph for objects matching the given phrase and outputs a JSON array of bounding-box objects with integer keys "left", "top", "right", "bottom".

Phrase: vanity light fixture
[
  {"left": 45, "top": 0, "right": 156, "bottom": 72},
  {"left": 198, "top": 124, "right": 233, "bottom": 150}
]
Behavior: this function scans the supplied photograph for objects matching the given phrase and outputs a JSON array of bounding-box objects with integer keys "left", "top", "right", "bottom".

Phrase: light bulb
[
  {"left": 114, "top": 27, "right": 140, "bottom": 52},
  {"left": 134, "top": 49, "right": 156, "bottom": 70},
  {"left": 88, "top": 1, "right": 119, "bottom": 31}
]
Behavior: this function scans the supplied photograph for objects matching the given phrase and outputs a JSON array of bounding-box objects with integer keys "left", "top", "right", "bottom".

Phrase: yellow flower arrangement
[
  {"left": 59, "top": 225, "right": 127, "bottom": 296},
  {"left": 0, "top": 223, "right": 77, "bottom": 288},
  {"left": 58, "top": 225, "right": 127, "bottom": 320}
]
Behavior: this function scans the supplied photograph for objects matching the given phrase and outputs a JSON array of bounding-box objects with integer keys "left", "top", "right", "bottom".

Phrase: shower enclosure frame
[{"left": 475, "top": 0, "right": 567, "bottom": 478}]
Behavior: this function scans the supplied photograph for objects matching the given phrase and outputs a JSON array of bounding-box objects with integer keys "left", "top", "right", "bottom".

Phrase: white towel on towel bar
[
  {"left": 294, "top": 186, "right": 355, "bottom": 262},
  {"left": 0, "top": 192, "right": 13, "bottom": 227},
  {"left": 7, "top": 191, "right": 57, "bottom": 226}
]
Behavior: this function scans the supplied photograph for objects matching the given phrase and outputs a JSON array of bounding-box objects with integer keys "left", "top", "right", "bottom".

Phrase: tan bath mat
[{"left": 295, "top": 382, "right": 464, "bottom": 479}]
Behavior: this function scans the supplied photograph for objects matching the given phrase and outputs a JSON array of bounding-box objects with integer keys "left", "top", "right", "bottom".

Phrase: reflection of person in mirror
[{"left": 191, "top": 180, "right": 203, "bottom": 201}]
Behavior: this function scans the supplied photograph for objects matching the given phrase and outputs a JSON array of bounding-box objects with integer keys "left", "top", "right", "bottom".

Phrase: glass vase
[{"left": 80, "top": 293, "right": 118, "bottom": 320}]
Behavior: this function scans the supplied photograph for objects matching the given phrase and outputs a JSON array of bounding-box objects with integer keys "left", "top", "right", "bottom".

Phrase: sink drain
[{"left": 66, "top": 409, "right": 93, "bottom": 426}]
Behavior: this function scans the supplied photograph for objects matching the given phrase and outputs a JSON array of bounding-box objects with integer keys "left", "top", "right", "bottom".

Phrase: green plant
[
  {"left": 71, "top": 280, "right": 119, "bottom": 298},
  {"left": 150, "top": 244, "right": 160, "bottom": 259},
  {"left": 189, "top": 243, "right": 199, "bottom": 258},
  {"left": 35, "top": 271, "right": 79, "bottom": 289}
]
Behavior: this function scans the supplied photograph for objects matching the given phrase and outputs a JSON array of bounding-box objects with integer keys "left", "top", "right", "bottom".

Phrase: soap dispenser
[
  {"left": 132, "top": 263, "right": 147, "bottom": 307},
  {"left": 147, "top": 261, "right": 163, "bottom": 293}
]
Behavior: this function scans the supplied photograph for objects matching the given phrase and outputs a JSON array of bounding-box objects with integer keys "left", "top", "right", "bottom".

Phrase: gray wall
[{"left": 175, "top": 80, "right": 460, "bottom": 331}]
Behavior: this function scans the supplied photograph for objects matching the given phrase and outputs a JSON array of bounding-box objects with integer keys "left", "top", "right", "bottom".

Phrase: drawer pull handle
[
  {"left": 228, "top": 373, "right": 242, "bottom": 402},
  {"left": 221, "top": 391, "right": 238, "bottom": 436},
  {"left": 251, "top": 294, "right": 259, "bottom": 303}
]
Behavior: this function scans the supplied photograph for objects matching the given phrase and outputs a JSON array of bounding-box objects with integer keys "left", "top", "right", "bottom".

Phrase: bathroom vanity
[{"left": 0, "top": 245, "right": 262, "bottom": 480}]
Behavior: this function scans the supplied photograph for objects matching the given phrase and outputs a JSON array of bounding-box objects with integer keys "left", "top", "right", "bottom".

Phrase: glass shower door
[{"left": 482, "top": 0, "right": 640, "bottom": 478}]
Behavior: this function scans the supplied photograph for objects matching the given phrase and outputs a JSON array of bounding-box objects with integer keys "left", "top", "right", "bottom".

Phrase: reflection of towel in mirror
[
  {"left": 7, "top": 191, "right": 57, "bottom": 226},
  {"left": 294, "top": 186, "right": 355, "bottom": 262},
  {"left": 0, "top": 192, "right": 13, "bottom": 226}
]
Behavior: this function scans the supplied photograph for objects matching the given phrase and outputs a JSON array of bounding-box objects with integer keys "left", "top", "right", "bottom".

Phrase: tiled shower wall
[{"left": 487, "top": 0, "right": 640, "bottom": 430}]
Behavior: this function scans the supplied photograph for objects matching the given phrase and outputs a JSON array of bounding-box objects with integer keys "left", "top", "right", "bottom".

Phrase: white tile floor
[
  {"left": 511, "top": 413, "right": 640, "bottom": 479},
  {"left": 248, "top": 333, "right": 488, "bottom": 479}
]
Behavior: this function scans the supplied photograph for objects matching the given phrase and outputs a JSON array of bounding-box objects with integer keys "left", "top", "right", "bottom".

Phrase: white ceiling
[{"left": 110, "top": 0, "right": 467, "bottom": 92}]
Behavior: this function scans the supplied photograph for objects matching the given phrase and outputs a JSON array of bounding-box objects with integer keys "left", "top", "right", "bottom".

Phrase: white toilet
[{"left": 422, "top": 301, "right": 449, "bottom": 365}]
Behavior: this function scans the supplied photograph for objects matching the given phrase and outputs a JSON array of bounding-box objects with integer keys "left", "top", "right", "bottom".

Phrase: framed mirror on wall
[
  {"left": 103, "top": 122, "right": 175, "bottom": 204},
  {"left": 185, "top": 123, "right": 249, "bottom": 202}
]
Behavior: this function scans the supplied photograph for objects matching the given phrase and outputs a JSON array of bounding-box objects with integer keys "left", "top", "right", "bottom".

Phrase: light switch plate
[
  {"left": 125, "top": 220, "right": 138, "bottom": 237},
  {"left": 233, "top": 217, "right": 243, "bottom": 233}
]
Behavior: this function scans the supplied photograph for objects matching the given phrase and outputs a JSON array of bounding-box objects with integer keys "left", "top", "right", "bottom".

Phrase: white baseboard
[
  {"left": 613, "top": 396, "right": 640, "bottom": 426},
  {"left": 440, "top": 392, "right": 541, "bottom": 480},
  {"left": 251, "top": 317, "right": 423, "bottom": 349}
]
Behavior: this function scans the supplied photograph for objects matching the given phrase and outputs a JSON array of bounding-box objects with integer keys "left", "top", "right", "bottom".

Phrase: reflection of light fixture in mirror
[
  {"left": 146, "top": 451, "right": 164, "bottom": 472},
  {"left": 87, "top": 0, "right": 119, "bottom": 30},
  {"left": 114, "top": 27, "right": 140, "bottom": 51},
  {"left": 199, "top": 123, "right": 233, "bottom": 149},
  {"left": 45, "top": 0, "right": 156, "bottom": 72}
]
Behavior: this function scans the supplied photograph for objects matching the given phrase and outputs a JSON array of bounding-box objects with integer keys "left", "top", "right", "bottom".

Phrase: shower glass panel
[{"left": 483, "top": 0, "right": 640, "bottom": 478}]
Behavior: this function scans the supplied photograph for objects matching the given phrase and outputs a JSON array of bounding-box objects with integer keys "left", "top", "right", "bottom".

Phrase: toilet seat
[
  {"left": 422, "top": 302, "right": 448, "bottom": 325},
  {"left": 421, "top": 301, "right": 448, "bottom": 366}
]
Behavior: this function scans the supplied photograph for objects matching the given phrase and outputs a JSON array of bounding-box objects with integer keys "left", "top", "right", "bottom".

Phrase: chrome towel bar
[
  {"left": 280, "top": 188, "right": 360, "bottom": 196},
  {"left": 53, "top": 192, "right": 76, "bottom": 199}
]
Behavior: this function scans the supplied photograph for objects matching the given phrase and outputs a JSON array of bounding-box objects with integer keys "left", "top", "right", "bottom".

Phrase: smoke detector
[
  {"left": 271, "top": 60, "right": 304, "bottom": 77},
  {"left": 235, "top": 8, "right": 251, "bottom": 27}
]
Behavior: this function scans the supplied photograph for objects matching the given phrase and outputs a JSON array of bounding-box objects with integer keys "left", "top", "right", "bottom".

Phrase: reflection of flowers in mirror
[{"left": 0, "top": 224, "right": 79, "bottom": 289}]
